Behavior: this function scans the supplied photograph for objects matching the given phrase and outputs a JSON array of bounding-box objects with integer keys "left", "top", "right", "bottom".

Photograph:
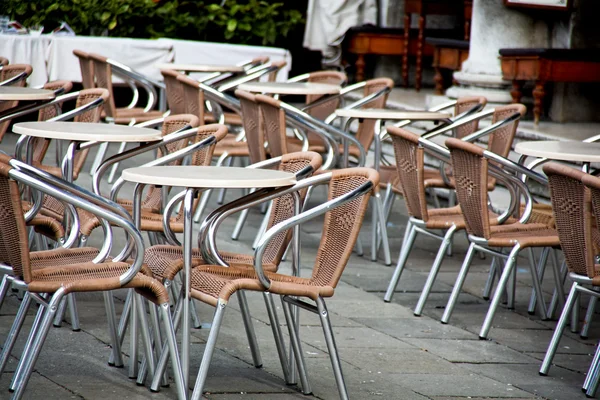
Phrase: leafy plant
[{"left": 3, "top": 0, "right": 304, "bottom": 46}]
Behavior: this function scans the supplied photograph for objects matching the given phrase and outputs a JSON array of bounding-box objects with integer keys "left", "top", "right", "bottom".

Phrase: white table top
[
  {"left": 515, "top": 141, "right": 600, "bottom": 163},
  {"left": 335, "top": 108, "right": 452, "bottom": 120},
  {"left": 156, "top": 63, "right": 244, "bottom": 73},
  {"left": 238, "top": 82, "right": 341, "bottom": 95},
  {"left": 0, "top": 87, "right": 56, "bottom": 101},
  {"left": 13, "top": 122, "right": 163, "bottom": 142},
  {"left": 122, "top": 166, "right": 297, "bottom": 188}
]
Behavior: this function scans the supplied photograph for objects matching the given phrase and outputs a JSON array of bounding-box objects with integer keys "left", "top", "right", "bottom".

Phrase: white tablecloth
[{"left": 0, "top": 34, "right": 292, "bottom": 86}]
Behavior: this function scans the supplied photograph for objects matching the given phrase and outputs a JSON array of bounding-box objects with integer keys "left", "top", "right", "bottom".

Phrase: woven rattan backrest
[
  {"left": 355, "top": 78, "right": 394, "bottom": 151},
  {"left": 174, "top": 124, "right": 228, "bottom": 219},
  {"left": 73, "top": 50, "right": 95, "bottom": 89},
  {"left": 177, "top": 75, "right": 206, "bottom": 124},
  {"left": 267, "top": 60, "right": 287, "bottom": 82},
  {"left": 544, "top": 163, "right": 590, "bottom": 277},
  {"left": 70, "top": 89, "right": 109, "bottom": 178},
  {"left": 0, "top": 156, "right": 31, "bottom": 281},
  {"left": 311, "top": 168, "right": 378, "bottom": 287},
  {"left": 89, "top": 54, "right": 117, "bottom": 118},
  {"left": 446, "top": 138, "right": 491, "bottom": 238},
  {"left": 0, "top": 64, "right": 32, "bottom": 141},
  {"left": 487, "top": 104, "right": 525, "bottom": 159},
  {"left": 306, "top": 71, "right": 347, "bottom": 121},
  {"left": 581, "top": 173, "right": 600, "bottom": 279},
  {"left": 0, "top": 57, "right": 8, "bottom": 67},
  {"left": 161, "top": 69, "right": 186, "bottom": 114},
  {"left": 454, "top": 96, "right": 487, "bottom": 139},
  {"left": 33, "top": 81, "right": 74, "bottom": 163},
  {"left": 256, "top": 94, "right": 288, "bottom": 157},
  {"left": 263, "top": 151, "right": 323, "bottom": 265},
  {"left": 236, "top": 90, "right": 266, "bottom": 163},
  {"left": 387, "top": 126, "right": 428, "bottom": 220},
  {"left": 141, "top": 114, "right": 201, "bottom": 211}
]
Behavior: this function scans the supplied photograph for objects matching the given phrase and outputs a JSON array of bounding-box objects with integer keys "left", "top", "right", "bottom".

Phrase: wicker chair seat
[
  {"left": 486, "top": 223, "right": 559, "bottom": 248},
  {"left": 190, "top": 264, "right": 334, "bottom": 307},
  {"left": 144, "top": 244, "right": 277, "bottom": 282},
  {"left": 29, "top": 247, "right": 100, "bottom": 270},
  {"left": 27, "top": 261, "right": 167, "bottom": 304}
]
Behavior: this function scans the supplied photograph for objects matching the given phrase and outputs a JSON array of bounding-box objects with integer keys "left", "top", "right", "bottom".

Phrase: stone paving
[{"left": 0, "top": 131, "right": 598, "bottom": 400}]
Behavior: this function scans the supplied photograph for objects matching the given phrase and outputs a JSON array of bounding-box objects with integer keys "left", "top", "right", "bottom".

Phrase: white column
[{"left": 446, "top": 0, "right": 549, "bottom": 103}]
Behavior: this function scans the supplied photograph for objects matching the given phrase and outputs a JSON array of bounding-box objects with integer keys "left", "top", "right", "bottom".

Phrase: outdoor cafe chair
[
  {"left": 73, "top": 50, "right": 95, "bottom": 89},
  {"left": 184, "top": 167, "right": 378, "bottom": 400},
  {"left": 143, "top": 151, "right": 322, "bottom": 391},
  {"left": 441, "top": 138, "right": 561, "bottom": 339},
  {"left": 382, "top": 124, "right": 555, "bottom": 316},
  {"left": 0, "top": 64, "right": 33, "bottom": 141},
  {"left": 0, "top": 155, "right": 186, "bottom": 400},
  {"left": 539, "top": 164, "right": 600, "bottom": 397}
]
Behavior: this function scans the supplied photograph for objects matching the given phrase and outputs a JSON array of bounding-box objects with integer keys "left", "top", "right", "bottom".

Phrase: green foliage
[{"left": 3, "top": 0, "right": 305, "bottom": 46}]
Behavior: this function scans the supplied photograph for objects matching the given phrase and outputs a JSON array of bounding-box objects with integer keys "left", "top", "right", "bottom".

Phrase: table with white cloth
[{"left": 0, "top": 34, "right": 292, "bottom": 87}]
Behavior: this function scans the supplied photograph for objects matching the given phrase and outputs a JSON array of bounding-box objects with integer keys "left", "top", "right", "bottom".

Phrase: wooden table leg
[
  {"left": 434, "top": 67, "right": 444, "bottom": 95},
  {"left": 402, "top": 13, "right": 410, "bottom": 88},
  {"left": 533, "top": 80, "right": 546, "bottom": 125},
  {"left": 356, "top": 54, "right": 366, "bottom": 82},
  {"left": 510, "top": 80, "right": 524, "bottom": 104},
  {"left": 415, "top": 15, "right": 425, "bottom": 92}
]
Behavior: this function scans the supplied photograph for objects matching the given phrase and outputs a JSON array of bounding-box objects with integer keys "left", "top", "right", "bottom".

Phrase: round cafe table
[
  {"left": 122, "top": 165, "right": 296, "bottom": 389},
  {"left": 155, "top": 63, "right": 245, "bottom": 73},
  {"left": 238, "top": 81, "right": 341, "bottom": 95},
  {"left": 515, "top": 140, "right": 600, "bottom": 172},
  {"left": 13, "top": 121, "right": 162, "bottom": 182},
  {"left": 0, "top": 86, "right": 56, "bottom": 101}
]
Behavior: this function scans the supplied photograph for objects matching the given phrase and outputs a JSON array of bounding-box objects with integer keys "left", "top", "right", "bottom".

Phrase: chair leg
[
  {"left": 252, "top": 205, "right": 271, "bottom": 250},
  {"left": 571, "top": 293, "right": 581, "bottom": 334},
  {"left": 581, "top": 292, "right": 598, "bottom": 340},
  {"left": 540, "top": 282, "right": 581, "bottom": 375},
  {"left": 135, "top": 294, "right": 157, "bottom": 380},
  {"left": 232, "top": 207, "right": 250, "bottom": 240},
  {"left": 238, "top": 291, "right": 263, "bottom": 368},
  {"left": 103, "top": 291, "right": 124, "bottom": 368},
  {"left": 527, "top": 248, "right": 549, "bottom": 314},
  {"left": 190, "top": 299, "right": 227, "bottom": 400},
  {"left": 316, "top": 297, "right": 349, "bottom": 400},
  {"left": 548, "top": 260, "right": 568, "bottom": 320},
  {"left": 374, "top": 191, "right": 392, "bottom": 265},
  {"left": 108, "top": 288, "right": 132, "bottom": 366},
  {"left": 414, "top": 226, "right": 457, "bottom": 316},
  {"left": 384, "top": 221, "right": 417, "bottom": 302},
  {"left": 66, "top": 293, "right": 80, "bottom": 331},
  {"left": 584, "top": 342, "right": 600, "bottom": 393},
  {"left": 129, "top": 288, "right": 139, "bottom": 379},
  {"left": 281, "top": 297, "right": 311, "bottom": 395},
  {"left": 52, "top": 297, "right": 68, "bottom": 327},
  {"left": 0, "top": 273, "right": 13, "bottom": 312},
  {"left": 479, "top": 245, "right": 521, "bottom": 339},
  {"left": 151, "top": 291, "right": 184, "bottom": 392},
  {"left": 10, "top": 290, "right": 64, "bottom": 400},
  {"left": 0, "top": 292, "right": 32, "bottom": 375},
  {"left": 441, "top": 243, "right": 477, "bottom": 324},
  {"left": 90, "top": 142, "right": 109, "bottom": 174},
  {"left": 263, "top": 293, "right": 292, "bottom": 384},
  {"left": 482, "top": 257, "right": 499, "bottom": 301},
  {"left": 159, "top": 302, "right": 187, "bottom": 400},
  {"left": 527, "top": 248, "right": 549, "bottom": 320}
]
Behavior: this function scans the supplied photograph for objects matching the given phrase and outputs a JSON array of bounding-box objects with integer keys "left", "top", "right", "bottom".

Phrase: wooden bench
[
  {"left": 500, "top": 48, "right": 600, "bottom": 124},
  {"left": 342, "top": 25, "right": 459, "bottom": 85},
  {"left": 426, "top": 38, "right": 470, "bottom": 95}
]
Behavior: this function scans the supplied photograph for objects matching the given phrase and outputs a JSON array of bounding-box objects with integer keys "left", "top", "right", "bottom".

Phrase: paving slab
[
  {"left": 354, "top": 316, "right": 478, "bottom": 340},
  {"left": 488, "top": 328, "right": 595, "bottom": 355},
  {"left": 527, "top": 352, "right": 595, "bottom": 374},
  {"left": 389, "top": 373, "right": 534, "bottom": 398},
  {"left": 402, "top": 338, "right": 540, "bottom": 364}
]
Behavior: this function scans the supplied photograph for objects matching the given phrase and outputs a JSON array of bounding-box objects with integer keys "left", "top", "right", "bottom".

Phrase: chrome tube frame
[
  {"left": 0, "top": 71, "right": 28, "bottom": 86},
  {"left": 254, "top": 175, "right": 374, "bottom": 289},
  {"left": 8, "top": 168, "right": 145, "bottom": 285},
  {"left": 217, "top": 63, "right": 280, "bottom": 92},
  {"left": 107, "top": 58, "right": 165, "bottom": 112}
]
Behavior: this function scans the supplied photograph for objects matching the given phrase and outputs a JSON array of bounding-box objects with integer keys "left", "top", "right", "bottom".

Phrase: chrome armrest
[
  {"left": 108, "top": 58, "right": 165, "bottom": 112},
  {"left": 198, "top": 81, "right": 241, "bottom": 114},
  {"left": 48, "top": 94, "right": 105, "bottom": 122},
  {"left": 217, "top": 63, "right": 279, "bottom": 92},
  {"left": 460, "top": 111, "right": 521, "bottom": 143},
  {"left": 0, "top": 71, "right": 28, "bottom": 86},
  {"left": 9, "top": 167, "right": 144, "bottom": 285},
  {"left": 420, "top": 108, "right": 493, "bottom": 140}
]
